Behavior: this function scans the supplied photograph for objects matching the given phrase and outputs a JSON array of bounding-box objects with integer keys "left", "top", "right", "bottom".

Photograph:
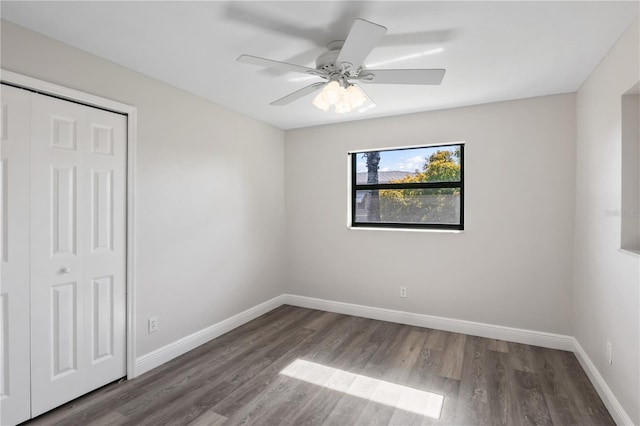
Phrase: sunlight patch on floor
[{"left": 280, "top": 359, "right": 444, "bottom": 419}]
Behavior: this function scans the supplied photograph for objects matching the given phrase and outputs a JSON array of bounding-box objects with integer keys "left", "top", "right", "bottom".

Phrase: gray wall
[
  {"left": 1, "top": 21, "right": 287, "bottom": 357},
  {"left": 575, "top": 17, "right": 640, "bottom": 424},
  {"left": 285, "top": 93, "right": 577, "bottom": 335}
]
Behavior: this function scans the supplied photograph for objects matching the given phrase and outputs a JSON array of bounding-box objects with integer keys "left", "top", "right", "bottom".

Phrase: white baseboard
[
  {"left": 573, "top": 338, "right": 634, "bottom": 426},
  {"left": 134, "top": 293, "right": 572, "bottom": 379},
  {"left": 135, "top": 294, "right": 286, "bottom": 376},
  {"left": 282, "top": 294, "right": 574, "bottom": 351},
  {"left": 135, "top": 294, "right": 634, "bottom": 425}
]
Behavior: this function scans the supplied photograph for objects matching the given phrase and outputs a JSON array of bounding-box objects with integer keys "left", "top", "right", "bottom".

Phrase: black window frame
[{"left": 350, "top": 143, "right": 465, "bottom": 230}]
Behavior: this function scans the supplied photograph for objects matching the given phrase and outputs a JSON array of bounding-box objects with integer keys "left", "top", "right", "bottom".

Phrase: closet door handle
[{"left": 60, "top": 266, "right": 72, "bottom": 274}]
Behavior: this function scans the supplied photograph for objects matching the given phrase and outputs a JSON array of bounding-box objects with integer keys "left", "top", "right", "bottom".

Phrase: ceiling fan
[{"left": 237, "top": 18, "right": 446, "bottom": 113}]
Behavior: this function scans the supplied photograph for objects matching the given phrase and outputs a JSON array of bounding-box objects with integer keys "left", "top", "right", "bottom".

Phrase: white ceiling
[{"left": 2, "top": 1, "right": 638, "bottom": 129}]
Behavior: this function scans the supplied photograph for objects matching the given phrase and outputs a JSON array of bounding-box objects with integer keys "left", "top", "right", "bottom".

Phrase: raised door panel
[
  {"left": 92, "top": 276, "right": 114, "bottom": 363},
  {"left": 51, "top": 165, "right": 78, "bottom": 257},
  {"left": 0, "top": 84, "right": 32, "bottom": 425},
  {"left": 50, "top": 116, "right": 77, "bottom": 151},
  {"left": 1, "top": 293, "right": 9, "bottom": 398},
  {"left": 92, "top": 169, "right": 113, "bottom": 253},
  {"left": 51, "top": 282, "right": 78, "bottom": 378},
  {"left": 1, "top": 157, "right": 7, "bottom": 263}
]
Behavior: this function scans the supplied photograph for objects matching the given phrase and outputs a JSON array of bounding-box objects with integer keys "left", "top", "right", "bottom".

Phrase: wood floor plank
[
  {"left": 390, "top": 335, "right": 459, "bottom": 426},
  {"left": 385, "top": 329, "right": 433, "bottom": 426},
  {"left": 186, "top": 410, "right": 227, "bottom": 426},
  {"left": 487, "top": 339, "right": 510, "bottom": 353},
  {"left": 454, "top": 336, "right": 492, "bottom": 426},
  {"left": 352, "top": 384, "right": 399, "bottom": 426},
  {"left": 508, "top": 341, "right": 536, "bottom": 373},
  {"left": 421, "top": 377, "right": 460, "bottom": 426},
  {"left": 390, "top": 329, "right": 429, "bottom": 376},
  {"left": 485, "top": 350, "right": 523, "bottom": 426},
  {"left": 513, "top": 369, "right": 553, "bottom": 426},
  {"left": 438, "top": 332, "right": 467, "bottom": 380},
  {"left": 423, "top": 329, "right": 448, "bottom": 351},
  {"left": 303, "top": 310, "right": 341, "bottom": 331},
  {"left": 23, "top": 306, "right": 615, "bottom": 426},
  {"left": 86, "top": 411, "right": 129, "bottom": 426}
]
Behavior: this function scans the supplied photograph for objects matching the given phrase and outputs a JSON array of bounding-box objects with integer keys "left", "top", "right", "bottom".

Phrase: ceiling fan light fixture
[{"left": 312, "top": 82, "right": 367, "bottom": 113}]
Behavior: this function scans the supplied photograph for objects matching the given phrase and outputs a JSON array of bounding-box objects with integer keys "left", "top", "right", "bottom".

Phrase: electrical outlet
[
  {"left": 148, "top": 317, "right": 158, "bottom": 334},
  {"left": 400, "top": 287, "right": 407, "bottom": 298},
  {"left": 606, "top": 341, "right": 612, "bottom": 365}
]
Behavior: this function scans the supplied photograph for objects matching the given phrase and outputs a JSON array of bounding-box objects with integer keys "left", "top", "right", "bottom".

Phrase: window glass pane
[
  {"left": 354, "top": 189, "right": 461, "bottom": 225},
  {"left": 355, "top": 145, "right": 462, "bottom": 184}
]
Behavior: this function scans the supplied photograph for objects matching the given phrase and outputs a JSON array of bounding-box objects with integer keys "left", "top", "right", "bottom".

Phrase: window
[{"left": 350, "top": 143, "right": 464, "bottom": 230}]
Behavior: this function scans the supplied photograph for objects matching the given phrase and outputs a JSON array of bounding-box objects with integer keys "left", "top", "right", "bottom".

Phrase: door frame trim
[{"left": 1, "top": 69, "right": 139, "bottom": 379}]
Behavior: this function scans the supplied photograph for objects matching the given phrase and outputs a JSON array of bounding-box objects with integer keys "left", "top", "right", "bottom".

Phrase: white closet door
[
  {"left": 30, "top": 93, "right": 127, "bottom": 417},
  {"left": 0, "top": 85, "right": 32, "bottom": 425}
]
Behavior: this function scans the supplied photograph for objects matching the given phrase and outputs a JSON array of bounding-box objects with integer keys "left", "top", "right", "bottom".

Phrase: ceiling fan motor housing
[{"left": 316, "top": 40, "right": 347, "bottom": 74}]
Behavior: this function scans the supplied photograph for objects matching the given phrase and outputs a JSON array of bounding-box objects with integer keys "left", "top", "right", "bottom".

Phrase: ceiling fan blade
[
  {"left": 358, "top": 69, "right": 446, "bottom": 85},
  {"left": 354, "top": 83, "right": 376, "bottom": 109},
  {"left": 336, "top": 19, "right": 387, "bottom": 69},
  {"left": 270, "top": 82, "right": 326, "bottom": 106},
  {"left": 237, "top": 55, "right": 325, "bottom": 76}
]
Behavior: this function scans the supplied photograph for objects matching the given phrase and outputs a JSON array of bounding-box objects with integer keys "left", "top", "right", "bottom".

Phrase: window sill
[{"left": 348, "top": 226, "right": 464, "bottom": 234}]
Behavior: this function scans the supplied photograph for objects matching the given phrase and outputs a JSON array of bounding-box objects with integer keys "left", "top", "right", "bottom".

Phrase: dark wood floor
[{"left": 24, "top": 305, "right": 613, "bottom": 426}]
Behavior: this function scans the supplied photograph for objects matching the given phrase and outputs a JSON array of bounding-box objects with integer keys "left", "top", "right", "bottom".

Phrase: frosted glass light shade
[
  {"left": 312, "top": 92, "right": 330, "bottom": 111},
  {"left": 346, "top": 85, "right": 367, "bottom": 109},
  {"left": 323, "top": 81, "right": 343, "bottom": 104}
]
